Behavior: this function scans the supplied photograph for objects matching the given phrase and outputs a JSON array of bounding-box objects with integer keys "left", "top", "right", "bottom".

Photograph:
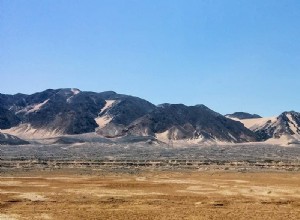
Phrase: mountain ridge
[
  {"left": 227, "top": 111, "right": 300, "bottom": 145},
  {"left": 0, "top": 88, "right": 299, "bottom": 145},
  {"left": 225, "top": 112, "right": 262, "bottom": 120}
]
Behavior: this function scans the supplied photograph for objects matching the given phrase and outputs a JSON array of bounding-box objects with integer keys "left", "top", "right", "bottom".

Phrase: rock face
[
  {"left": 229, "top": 111, "right": 300, "bottom": 145},
  {"left": 95, "top": 98, "right": 157, "bottom": 138},
  {"left": 0, "top": 89, "right": 156, "bottom": 137},
  {"left": 254, "top": 111, "right": 300, "bottom": 141},
  {"left": 225, "top": 112, "right": 262, "bottom": 120},
  {"left": 0, "top": 132, "right": 29, "bottom": 145},
  {"left": 1, "top": 89, "right": 104, "bottom": 134},
  {"left": 99, "top": 104, "right": 258, "bottom": 143},
  {"left": 0, "top": 106, "right": 20, "bottom": 129}
]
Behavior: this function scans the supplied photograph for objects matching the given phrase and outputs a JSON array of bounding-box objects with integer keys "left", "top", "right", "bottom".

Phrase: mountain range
[
  {"left": 227, "top": 111, "right": 300, "bottom": 145},
  {"left": 0, "top": 88, "right": 299, "bottom": 146}
]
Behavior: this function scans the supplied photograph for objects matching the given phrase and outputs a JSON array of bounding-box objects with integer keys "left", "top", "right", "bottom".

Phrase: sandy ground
[{"left": 0, "top": 171, "right": 299, "bottom": 220}]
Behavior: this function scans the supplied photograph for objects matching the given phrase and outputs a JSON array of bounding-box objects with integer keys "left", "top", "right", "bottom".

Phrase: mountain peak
[
  {"left": 234, "top": 110, "right": 300, "bottom": 145},
  {"left": 225, "top": 112, "right": 262, "bottom": 120}
]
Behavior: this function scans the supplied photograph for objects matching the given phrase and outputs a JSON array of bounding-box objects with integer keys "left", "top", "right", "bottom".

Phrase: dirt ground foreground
[{"left": 0, "top": 170, "right": 299, "bottom": 220}]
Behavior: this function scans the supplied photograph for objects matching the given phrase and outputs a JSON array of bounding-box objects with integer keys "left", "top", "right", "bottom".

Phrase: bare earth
[{"left": 0, "top": 170, "right": 299, "bottom": 220}]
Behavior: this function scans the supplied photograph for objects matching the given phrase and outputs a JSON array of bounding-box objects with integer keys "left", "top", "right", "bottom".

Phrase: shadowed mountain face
[
  {"left": 122, "top": 104, "right": 258, "bottom": 143},
  {"left": 0, "top": 132, "right": 29, "bottom": 145},
  {"left": 0, "top": 106, "right": 20, "bottom": 129},
  {"left": 106, "top": 98, "right": 156, "bottom": 126},
  {"left": 1, "top": 89, "right": 105, "bottom": 134},
  {"left": 0, "top": 89, "right": 156, "bottom": 135},
  {"left": 225, "top": 112, "right": 262, "bottom": 120},
  {"left": 0, "top": 89, "right": 259, "bottom": 143}
]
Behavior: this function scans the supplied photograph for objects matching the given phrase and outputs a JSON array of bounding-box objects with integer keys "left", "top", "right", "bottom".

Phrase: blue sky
[{"left": 1, "top": 0, "right": 300, "bottom": 116}]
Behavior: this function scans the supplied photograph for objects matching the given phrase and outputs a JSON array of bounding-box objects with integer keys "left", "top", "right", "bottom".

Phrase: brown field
[{"left": 0, "top": 170, "right": 300, "bottom": 220}]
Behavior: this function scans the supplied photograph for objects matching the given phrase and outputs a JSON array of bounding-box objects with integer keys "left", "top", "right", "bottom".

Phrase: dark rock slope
[
  {"left": 0, "top": 132, "right": 29, "bottom": 145},
  {"left": 255, "top": 111, "right": 300, "bottom": 141},
  {"left": 0, "top": 89, "right": 156, "bottom": 135},
  {"left": 98, "top": 104, "right": 258, "bottom": 143},
  {"left": 225, "top": 112, "right": 262, "bottom": 120}
]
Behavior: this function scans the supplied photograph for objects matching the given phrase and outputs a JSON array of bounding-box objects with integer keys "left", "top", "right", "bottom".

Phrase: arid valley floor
[
  {"left": 1, "top": 143, "right": 300, "bottom": 219},
  {"left": 0, "top": 170, "right": 300, "bottom": 220}
]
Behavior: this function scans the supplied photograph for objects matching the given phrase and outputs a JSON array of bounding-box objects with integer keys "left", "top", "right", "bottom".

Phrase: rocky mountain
[
  {"left": 0, "top": 89, "right": 156, "bottom": 138},
  {"left": 229, "top": 111, "right": 300, "bottom": 145},
  {"left": 0, "top": 88, "right": 262, "bottom": 143},
  {"left": 254, "top": 111, "right": 300, "bottom": 144},
  {"left": 98, "top": 103, "right": 258, "bottom": 143},
  {"left": 225, "top": 112, "right": 262, "bottom": 120},
  {"left": 0, "top": 132, "right": 29, "bottom": 145}
]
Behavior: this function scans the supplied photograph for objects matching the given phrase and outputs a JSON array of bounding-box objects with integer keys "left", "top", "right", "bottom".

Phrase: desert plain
[
  {"left": 1, "top": 143, "right": 300, "bottom": 219},
  {"left": 0, "top": 169, "right": 300, "bottom": 220}
]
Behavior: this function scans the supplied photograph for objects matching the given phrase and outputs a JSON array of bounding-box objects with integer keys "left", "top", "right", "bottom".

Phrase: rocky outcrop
[
  {"left": 225, "top": 112, "right": 262, "bottom": 120},
  {"left": 110, "top": 104, "right": 258, "bottom": 143},
  {"left": 254, "top": 111, "right": 300, "bottom": 141},
  {"left": 0, "top": 132, "right": 29, "bottom": 145}
]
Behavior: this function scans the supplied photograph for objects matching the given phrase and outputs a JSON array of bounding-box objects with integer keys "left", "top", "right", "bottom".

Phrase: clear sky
[{"left": 1, "top": 0, "right": 300, "bottom": 116}]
